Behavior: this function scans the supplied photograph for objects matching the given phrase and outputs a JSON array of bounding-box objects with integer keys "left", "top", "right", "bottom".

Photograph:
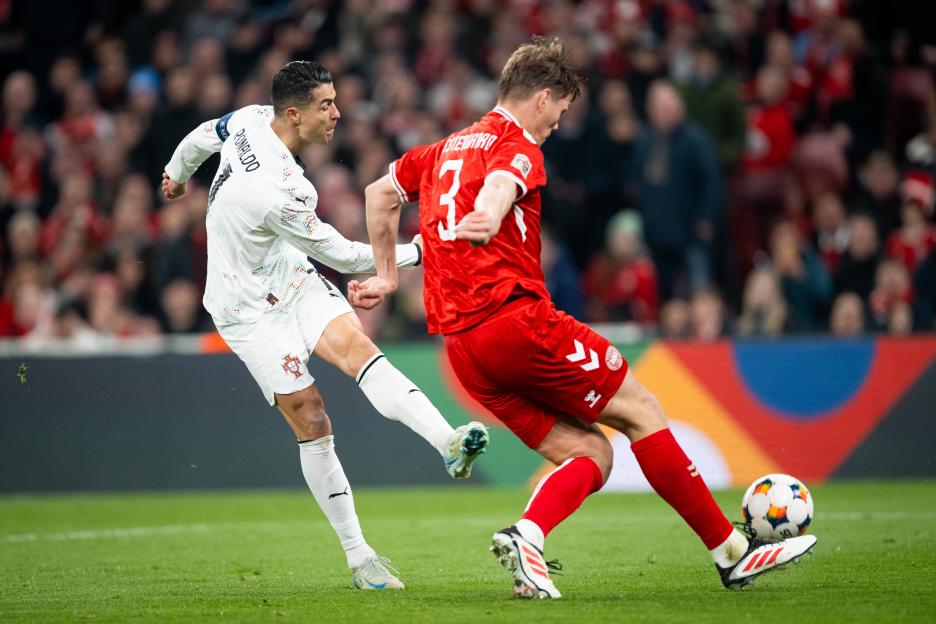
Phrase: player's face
[
  {"left": 531, "top": 91, "right": 574, "bottom": 145},
  {"left": 298, "top": 83, "right": 340, "bottom": 145}
]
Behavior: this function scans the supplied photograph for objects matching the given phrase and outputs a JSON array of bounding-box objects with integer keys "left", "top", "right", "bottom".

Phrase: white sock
[
  {"left": 357, "top": 354, "right": 455, "bottom": 457},
  {"left": 298, "top": 435, "right": 375, "bottom": 570},
  {"left": 515, "top": 518, "right": 545, "bottom": 552},
  {"left": 709, "top": 528, "right": 750, "bottom": 567}
]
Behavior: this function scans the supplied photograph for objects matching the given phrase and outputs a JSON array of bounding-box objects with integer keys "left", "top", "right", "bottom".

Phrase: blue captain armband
[{"left": 215, "top": 111, "right": 235, "bottom": 141}]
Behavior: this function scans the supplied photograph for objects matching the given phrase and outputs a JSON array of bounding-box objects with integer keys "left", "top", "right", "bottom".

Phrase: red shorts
[{"left": 444, "top": 297, "right": 628, "bottom": 449}]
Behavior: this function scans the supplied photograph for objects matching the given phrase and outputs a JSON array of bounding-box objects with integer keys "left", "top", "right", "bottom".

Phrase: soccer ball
[{"left": 741, "top": 473, "right": 813, "bottom": 539}]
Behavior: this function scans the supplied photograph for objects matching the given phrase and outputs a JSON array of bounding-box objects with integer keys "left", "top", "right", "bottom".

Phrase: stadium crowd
[{"left": 1, "top": 0, "right": 935, "bottom": 344}]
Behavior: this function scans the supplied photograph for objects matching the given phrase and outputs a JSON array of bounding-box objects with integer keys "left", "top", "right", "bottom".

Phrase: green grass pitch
[{"left": 2, "top": 481, "right": 934, "bottom": 623}]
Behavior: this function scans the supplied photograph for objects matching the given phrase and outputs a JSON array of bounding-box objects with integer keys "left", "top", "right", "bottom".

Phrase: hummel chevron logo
[
  {"left": 328, "top": 487, "right": 349, "bottom": 499},
  {"left": 564, "top": 339, "right": 599, "bottom": 371},
  {"left": 687, "top": 463, "right": 699, "bottom": 477}
]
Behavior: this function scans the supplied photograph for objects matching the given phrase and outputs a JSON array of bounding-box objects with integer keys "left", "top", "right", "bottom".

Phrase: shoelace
[
  {"left": 732, "top": 521, "right": 778, "bottom": 549},
  {"left": 732, "top": 521, "right": 756, "bottom": 541},
  {"left": 545, "top": 559, "right": 563, "bottom": 576},
  {"left": 362, "top": 555, "right": 400, "bottom": 580}
]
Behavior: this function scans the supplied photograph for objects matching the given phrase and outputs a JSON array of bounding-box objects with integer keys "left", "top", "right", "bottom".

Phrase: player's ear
[
  {"left": 536, "top": 89, "right": 550, "bottom": 112},
  {"left": 285, "top": 106, "right": 300, "bottom": 126}
]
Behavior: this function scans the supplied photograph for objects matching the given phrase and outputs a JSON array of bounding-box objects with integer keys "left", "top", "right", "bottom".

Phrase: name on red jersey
[{"left": 441, "top": 132, "right": 498, "bottom": 154}]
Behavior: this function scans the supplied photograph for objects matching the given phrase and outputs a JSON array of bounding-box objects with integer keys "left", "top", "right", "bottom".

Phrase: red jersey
[{"left": 390, "top": 107, "right": 550, "bottom": 335}]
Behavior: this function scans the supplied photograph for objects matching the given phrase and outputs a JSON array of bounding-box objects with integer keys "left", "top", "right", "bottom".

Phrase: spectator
[
  {"left": 851, "top": 151, "right": 901, "bottom": 239},
  {"left": 541, "top": 226, "right": 584, "bottom": 319},
  {"left": 689, "top": 287, "right": 730, "bottom": 341},
  {"left": 762, "top": 31, "right": 812, "bottom": 122},
  {"left": 629, "top": 80, "right": 723, "bottom": 300},
  {"left": 627, "top": 32, "right": 666, "bottom": 119},
  {"left": 869, "top": 259, "right": 913, "bottom": 332},
  {"left": 811, "top": 191, "right": 849, "bottom": 272},
  {"left": 678, "top": 34, "right": 746, "bottom": 170},
  {"left": 885, "top": 170, "right": 936, "bottom": 273},
  {"left": 159, "top": 278, "right": 210, "bottom": 334},
  {"left": 906, "top": 113, "right": 936, "bottom": 170},
  {"left": 659, "top": 298, "right": 691, "bottom": 340},
  {"left": 769, "top": 219, "right": 833, "bottom": 331},
  {"left": 736, "top": 266, "right": 790, "bottom": 338},
  {"left": 38, "top": 173, "right": 107, "bottom": 270},
  {"left": 742, "top": 65, "right": 796, "bottom": 172},
  {"left": 887, "top": 301, "right": 914, "bottom": 336},
  {"left": 912, "top": 251, "right": 936, "bottom": 331},
  {"left": 834, "top": 213, "right": 881, "bottom": 300},
  {"left": 5, "top": 211, "right": 41, "bottom": 264},
  {"left": 583, "top": 211, "right": 658, "bottom": 324},
  {"left": 2, "top": 70, "right": 45, "bottom": 211},
  {"left": 829, "top": 292, "right": 866, "bottom": 337},
  {"left": 792, "top": 128, "right": 849, "bottom": 202}
]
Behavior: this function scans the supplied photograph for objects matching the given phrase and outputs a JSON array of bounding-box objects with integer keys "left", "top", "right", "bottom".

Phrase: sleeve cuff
[
  {"left": 485, "top": 169, "right": 527, "bottom": 199},
  {"left": 389, "top": 161, "right": 410, "bottom": 203}
]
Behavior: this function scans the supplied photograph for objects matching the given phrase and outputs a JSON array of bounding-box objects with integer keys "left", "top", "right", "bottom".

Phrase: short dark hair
[
  {"left": 496, "top": 36, "right": 581, "bottom": 102},
  {"left": 271, "top": 61, "right": 333, "bottom": 115}
]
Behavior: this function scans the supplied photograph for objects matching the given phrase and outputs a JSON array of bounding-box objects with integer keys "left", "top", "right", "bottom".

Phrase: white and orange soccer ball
[{"left": 741, "top": 473, "right": 814, "bottom": 540}]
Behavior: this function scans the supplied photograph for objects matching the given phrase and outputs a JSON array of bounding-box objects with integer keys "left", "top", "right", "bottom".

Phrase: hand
[
  {"left": 162, "top": 172, "right": 186, "bottom": 200},
  {"left": 411, "top": 232, "right": 422, "bottom": 253},
  {"left": 454, "top": 210, "right": 498, "bottom": 245},
  {"left": 348, "top": 275, "right": 397, "bottom": 310}
]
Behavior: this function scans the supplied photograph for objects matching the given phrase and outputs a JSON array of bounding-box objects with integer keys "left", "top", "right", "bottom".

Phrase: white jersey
[{"left": 164, "top": 105, "right": 419, "bottom": 326}]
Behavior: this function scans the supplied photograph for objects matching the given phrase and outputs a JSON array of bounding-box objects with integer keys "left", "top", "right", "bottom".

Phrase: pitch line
[
  {"left": 4, "top": 521, "right": 288, "bottom": 543},
  {"left": 5, "top": 511, "right": 933, "bottom": 543}
]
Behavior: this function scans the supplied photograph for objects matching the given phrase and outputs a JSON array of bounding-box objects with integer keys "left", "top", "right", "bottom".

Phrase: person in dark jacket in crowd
[{"left": 629, "top": 80, "right": 724, "bottom": 300}]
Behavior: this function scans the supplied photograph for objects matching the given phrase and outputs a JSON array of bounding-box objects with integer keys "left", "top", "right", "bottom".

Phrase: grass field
[{"left": 1, "top": 481, "right": 934, "bottom": 623}]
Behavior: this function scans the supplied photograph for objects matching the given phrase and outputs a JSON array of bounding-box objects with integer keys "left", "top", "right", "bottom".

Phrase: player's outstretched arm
[
  {"left": 161, "top": 116, "right": 228, "bottom": 199},
  {"left": 264, "top": 183, "right": 418, "bottom": 280},
  {"left": 348, "top": 174, "right": 406, "bottom": 310},
  {"left": 455, "top": 174, "right": 518, "bottom": 245}
]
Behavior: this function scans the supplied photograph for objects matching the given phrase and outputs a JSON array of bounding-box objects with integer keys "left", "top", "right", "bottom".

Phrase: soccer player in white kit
[{"left": 161, "top": 60, "right": 489, "bottom": 590}]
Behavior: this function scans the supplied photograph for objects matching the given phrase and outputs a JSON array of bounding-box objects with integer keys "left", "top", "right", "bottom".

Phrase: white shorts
[{"left": 217, "top": 273, "right": 353, "bottom": 405}]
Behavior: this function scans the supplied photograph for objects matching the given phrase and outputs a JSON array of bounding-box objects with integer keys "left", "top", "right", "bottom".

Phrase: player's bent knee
[
  {"left": 636, "top": 387, "right": 666, "bottom": 429},
  {"left": 600, "top": 386, "right": 667, "bottom": 441},
  {"left": 280, "top": 387, "right": 331, "bottom": 438}
]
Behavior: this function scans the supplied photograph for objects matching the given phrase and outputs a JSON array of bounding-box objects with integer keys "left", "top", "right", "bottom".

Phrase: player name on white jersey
[{"left": 441, "top": 132, "right": 498, "bottom": 153}]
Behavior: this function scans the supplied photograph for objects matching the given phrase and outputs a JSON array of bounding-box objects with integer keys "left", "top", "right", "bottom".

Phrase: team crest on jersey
[
  {"left": 605, "top": 346, "right": 623, "bottom": 371},
  {"left": 282, "top": 354, "right": 303, "bottom": 379},
  {"left": 510, "top": 153, "right": 532, "bottom": 178}
]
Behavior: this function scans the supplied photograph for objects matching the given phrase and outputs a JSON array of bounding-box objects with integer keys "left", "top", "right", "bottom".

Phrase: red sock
[
  {"left": 631, "top": 429, "right": 733, "bottom": 549},
  {"left": 521, "top": 456, "right": 604, "bottom": 537}
]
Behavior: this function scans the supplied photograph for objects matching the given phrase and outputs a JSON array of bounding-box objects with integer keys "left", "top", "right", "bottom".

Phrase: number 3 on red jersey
[{"left": 437, "top": 159, "right": 462, "bottom": 241}]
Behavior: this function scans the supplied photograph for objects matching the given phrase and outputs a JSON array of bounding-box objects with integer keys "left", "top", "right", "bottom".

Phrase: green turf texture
[{"left": 2, "top": 481, "right": 934, "bottom": 623}]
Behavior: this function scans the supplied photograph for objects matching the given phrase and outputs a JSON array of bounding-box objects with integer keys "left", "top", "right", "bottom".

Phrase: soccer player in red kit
[{"left": 349, "top": 37, "right": 817, "bottom": 598}]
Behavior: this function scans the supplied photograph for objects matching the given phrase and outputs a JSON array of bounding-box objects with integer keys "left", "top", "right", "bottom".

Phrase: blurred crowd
[{"left": 1, "top": 0, "right": 935, "bottom": 344}]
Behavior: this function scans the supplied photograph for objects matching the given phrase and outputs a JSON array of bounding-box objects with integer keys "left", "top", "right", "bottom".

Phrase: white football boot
[
  {"left": 444, "top": 421, "right": 489, "bottom": 479},
  {"left": 718, "top": 523, "right": 817, "bottom": 590},
  {"left": 351, "top": 555, "right": 405, "bottom": 590},
  {"left": 491, "top": 526, "right": 562, "bottom": 599}
]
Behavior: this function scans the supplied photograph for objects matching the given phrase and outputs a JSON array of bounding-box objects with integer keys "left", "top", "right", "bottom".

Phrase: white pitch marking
[
  {"left": 821, "top": 511, "right": 936, "bottom": 521},
  {"left": 6, "top": 510, "right": 933, "bottom": 544},
  {"left": 4, "top": 521, "right": 289, "bottom": 543}
]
